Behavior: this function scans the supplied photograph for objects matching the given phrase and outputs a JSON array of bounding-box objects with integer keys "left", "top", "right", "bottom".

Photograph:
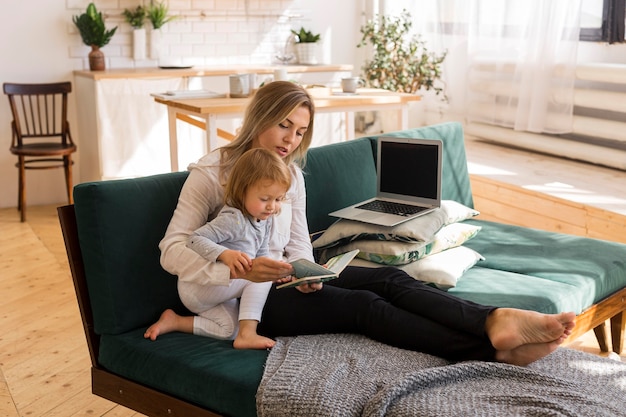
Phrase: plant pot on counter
[
  {"left": 150, "top": 28, "right": 162, "bottom": 60},
  {"left": 89, "top": 45, "right": 105, "bottom": 71},
  {"left": 133, "top": 28, "right": 147, "bottom": 60},
  {"left": 295, "top": 43, "right": 318, "bottom": 65}
]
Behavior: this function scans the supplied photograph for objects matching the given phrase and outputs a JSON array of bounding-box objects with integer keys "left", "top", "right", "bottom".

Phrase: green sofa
[{"left": 59, "top": 121, "right": 626, "bottom": 417}]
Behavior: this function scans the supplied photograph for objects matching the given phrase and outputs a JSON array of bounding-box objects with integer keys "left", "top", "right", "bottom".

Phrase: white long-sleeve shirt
[{"left": 159, "top": 150, "right": 314, "bottom": 287}]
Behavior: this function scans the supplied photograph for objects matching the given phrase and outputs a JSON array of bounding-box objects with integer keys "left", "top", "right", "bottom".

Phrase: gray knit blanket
[{"left": 256, "top": 334, "right": 626, "bottom": 416}]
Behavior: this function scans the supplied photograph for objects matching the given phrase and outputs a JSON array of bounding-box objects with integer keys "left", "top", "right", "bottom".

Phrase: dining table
[{"left": 154, "top": 87, "right": 421, "bottom": 172}]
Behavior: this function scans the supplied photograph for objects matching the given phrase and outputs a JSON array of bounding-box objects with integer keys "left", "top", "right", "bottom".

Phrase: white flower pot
[
  {"left": 133, "top": 28, "right": 146, "bottom": 60},
  {"left": 295, "top": 43, "right": 318, "bottom": 65},
  {"left": 150, "top": 28, "right": 162, "bottom": 60}
]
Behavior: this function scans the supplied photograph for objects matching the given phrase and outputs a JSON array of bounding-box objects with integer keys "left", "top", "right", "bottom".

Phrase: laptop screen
[{"left": 377, "top": 137, "right": 442, "bottom": 204}]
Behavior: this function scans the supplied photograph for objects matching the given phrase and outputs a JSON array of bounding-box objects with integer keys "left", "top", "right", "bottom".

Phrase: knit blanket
[{"left": 256, "top": 334, "right": 626, "bottom": 417}]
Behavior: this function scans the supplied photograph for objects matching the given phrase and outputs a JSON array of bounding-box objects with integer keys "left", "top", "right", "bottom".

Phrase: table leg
[
  {"left": 205, "top": 114, "right": 219, "bottom": 152},
  {"left": 399, "top": 106, "right": 409, "bottom": 130},
  {"left": 167, "top": 107, "right": 179, "bottom": 172},
  {"left": 345, "top": 111, "right": 355, "bottom": 140}
]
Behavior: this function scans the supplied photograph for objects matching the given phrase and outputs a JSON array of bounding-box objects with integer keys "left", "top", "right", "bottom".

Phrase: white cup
[
  {"left": 229, "top": 74, "right": 250, "bottom": 97},
  {"left": 248, "top": 73, "right": 257, "bottom": 91},
  {"left": 341, "top": 77, "right": 365, "bottom": 93},
  {"left": 274, "top": 68, "right": 288, "bottom": 82}
]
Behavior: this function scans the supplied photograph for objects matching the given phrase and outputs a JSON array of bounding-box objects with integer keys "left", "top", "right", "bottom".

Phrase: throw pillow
[
  {"left": 442, "top": 200, "right": 480, "bottom": 225},
  {"left": 350, "top": 246, "right": 484, "bottom": 289},
  {"left": 312, "top": 200, "right": 479, "bottom": 249},
  {"left": 318, "top": 222, "right": 481, "bottom": 266}
]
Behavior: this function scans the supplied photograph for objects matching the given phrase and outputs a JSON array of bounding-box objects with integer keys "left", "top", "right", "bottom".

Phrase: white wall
[
  {"left": 0, "top": 2, "right": 79, "bottom": 209},
  {"left": 2, "top": 1, "right": 623, "bottom": 210},
  {"left": 0, "top": 0, "right": 363, "bottom": 209}
]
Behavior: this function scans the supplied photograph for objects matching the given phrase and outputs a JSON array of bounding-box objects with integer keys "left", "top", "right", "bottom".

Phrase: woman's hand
[
  {"left": 238, "top": 256, "right": 294, "bottom": 282},
  {"left": 273, "top": 276, "right": 323, "bottom": 293},
  {"left": 295, "top": 282, "right": 323, "bottom": 293}
]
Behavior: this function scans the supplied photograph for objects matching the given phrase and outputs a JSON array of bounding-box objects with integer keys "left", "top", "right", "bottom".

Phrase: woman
[{"left": 145, "top": 81, "right": 575, "bottom": 365}]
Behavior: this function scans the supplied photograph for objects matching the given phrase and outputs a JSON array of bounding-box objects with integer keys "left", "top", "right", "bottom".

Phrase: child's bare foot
[
  {"left": 234, "top": 319, "right": 276, "bottom": 349},
  {"left": 486, "top": 309, "right": 575, "bottom": 351},
  {"left": 233, "top": 333, "right": 276, "bottom": 350},
  {"left": 495, "top": 339, "right": 562, "bottom": 366},
  {"left": 144, "top": 309, "right": 192, "bottom": 341}
]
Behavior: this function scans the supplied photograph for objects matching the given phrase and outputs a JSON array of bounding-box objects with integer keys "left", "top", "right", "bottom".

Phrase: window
[{"left": 580, "top": 0, "right": 625, "bottom": 43}]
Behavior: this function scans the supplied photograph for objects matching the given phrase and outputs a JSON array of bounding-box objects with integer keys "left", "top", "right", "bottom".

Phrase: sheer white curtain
[{"left": 381, "top": 0, "right": 582, "bottom": 134}]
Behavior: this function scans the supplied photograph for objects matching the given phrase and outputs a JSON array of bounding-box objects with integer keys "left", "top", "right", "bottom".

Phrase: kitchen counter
[
  {"left": 73, "top": 64, "right": 355, "bottom": 182},
  {"left": 73, "top": 64, "right": 353, "bottom": 80}
]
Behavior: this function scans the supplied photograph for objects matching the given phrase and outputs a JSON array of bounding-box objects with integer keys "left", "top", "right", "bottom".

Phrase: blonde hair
[
  {"left": 218, "top": 81, "right": 315, "bottom": 183},
  {"left": 224, "top": 148, "right": 292, "bottom": 217}
]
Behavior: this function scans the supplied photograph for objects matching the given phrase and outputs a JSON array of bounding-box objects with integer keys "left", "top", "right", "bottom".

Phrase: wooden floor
[
  {"left": 0, "top": 205, "right": 142, "bottom": 416},
  {"left": 1, "top": 139, "right": 625, "bottom": 415}
]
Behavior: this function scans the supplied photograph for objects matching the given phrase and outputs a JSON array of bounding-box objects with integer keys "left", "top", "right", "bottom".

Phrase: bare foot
[
  {"left": 233, "top": 333, "right": 276, "bottom": 350},
  {"left": 144, "top": 309, "right": 192, "bottom": 341},
  {"left": 486, "top": 309, "right": 575, "bottom": 351},
  {"left": 495, "top": 339, "right": 562, "bottom": 366}
]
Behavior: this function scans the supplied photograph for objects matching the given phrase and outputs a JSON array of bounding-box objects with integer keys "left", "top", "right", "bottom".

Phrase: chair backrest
[{"left": 3, "top": 82, "right": 73, "bottom": 147}]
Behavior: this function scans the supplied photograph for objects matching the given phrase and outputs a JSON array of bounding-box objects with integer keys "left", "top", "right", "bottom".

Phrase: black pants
[{"left": 259, "top": 266, "right": 497, "bottom": 362}]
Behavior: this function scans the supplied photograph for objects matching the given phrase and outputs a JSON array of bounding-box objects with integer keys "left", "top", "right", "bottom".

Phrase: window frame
[{"left": 579, "top": 0, "right": 625, "bottom": 43}]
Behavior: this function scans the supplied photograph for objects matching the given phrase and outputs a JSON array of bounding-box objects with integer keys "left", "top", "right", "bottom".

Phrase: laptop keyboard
[{"left": 356, "top": 200, "right": 429, "bottom": 217}]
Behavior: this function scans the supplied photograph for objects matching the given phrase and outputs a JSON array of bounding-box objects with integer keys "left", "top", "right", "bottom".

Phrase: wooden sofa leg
[
  {"left": 610, "top": 311, "right": 625, "bottom": 354},
  {"left": 593, "top": 322, "right": 609, "bottom": 352}
]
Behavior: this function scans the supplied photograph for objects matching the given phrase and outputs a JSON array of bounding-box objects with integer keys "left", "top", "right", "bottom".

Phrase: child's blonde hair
[{"left": 224, "top": 148, "right": 292, "bottom": 217}]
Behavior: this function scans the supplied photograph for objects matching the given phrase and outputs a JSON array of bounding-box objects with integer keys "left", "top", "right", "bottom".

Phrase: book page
[{"left": 277, "top": 249, "right": 360, "bottom": 289}]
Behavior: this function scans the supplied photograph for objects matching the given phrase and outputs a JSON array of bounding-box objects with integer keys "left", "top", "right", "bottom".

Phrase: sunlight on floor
[{"left": 467, "top": 161, "right": 518, "bottom": 176}]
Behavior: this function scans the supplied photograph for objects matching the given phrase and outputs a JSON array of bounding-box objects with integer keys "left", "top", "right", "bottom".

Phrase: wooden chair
[{"left": 4, "top": 82, "right": 76, "bottom": 222}]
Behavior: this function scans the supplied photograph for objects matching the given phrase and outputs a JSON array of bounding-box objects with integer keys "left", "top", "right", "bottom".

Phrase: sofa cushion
[
  {"left": 99, "top": 328, "right": 267, "bottom": 417},
  {"left": 304, "top": 122, "right": 474, "bottom": 233},
  {"left": 452, "top": 220, "right": 626, "bottom": 313},
  {"left": 362, "top": 122, "right": 474, "bottom": 208},
  {"left": 304, "top": 138, "right": 377, "bottom": 233},
  {"left": 74, "top": 171, "right": 190, "bottom": 335}
]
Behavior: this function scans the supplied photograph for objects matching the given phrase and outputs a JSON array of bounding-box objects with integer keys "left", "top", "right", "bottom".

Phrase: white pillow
[
  {"left": 442, "top": 200, "right": 480, "bottom": 225},
  {"left": 350, "top": 246, "right": 484, "bottom": 289},
  {"left": 312, "top": 200, "right": 479, "bottom": 249},
  {"left": 318, "top": 222, "right": 481, "bottom": 266}
]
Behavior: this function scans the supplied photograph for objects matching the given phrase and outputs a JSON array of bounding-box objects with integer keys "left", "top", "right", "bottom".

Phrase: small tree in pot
[
  {"left": 73, "top": 2, "right": 117, "bottom": 71},
  {"left": 357, "top": 10, "right": 447, "bottom": 97}
]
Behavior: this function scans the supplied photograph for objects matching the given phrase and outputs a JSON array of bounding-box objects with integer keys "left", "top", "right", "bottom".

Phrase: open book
[{"left": 277, "top": 249, "right": 360, "bottom": 289}]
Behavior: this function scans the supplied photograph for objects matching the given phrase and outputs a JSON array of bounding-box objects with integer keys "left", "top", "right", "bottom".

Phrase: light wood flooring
[{"left": 1, "top": 139, "right": 625, "bottom": 416}]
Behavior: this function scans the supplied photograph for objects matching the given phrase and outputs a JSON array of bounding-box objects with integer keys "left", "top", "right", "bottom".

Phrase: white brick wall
[{"left": 68, "top": 0, "right": 314, "bottom": 69}]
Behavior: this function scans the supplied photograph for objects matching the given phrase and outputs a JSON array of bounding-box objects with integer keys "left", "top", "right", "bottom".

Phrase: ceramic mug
[
  {"left": 274, "top": 68, "right": 288, "bottom": 82},
  {"left": 229, "top": 74, "right": 250, "bottom": 98},
  {"left": 341, "top": 77, "right": 365, "bottom": 93}
]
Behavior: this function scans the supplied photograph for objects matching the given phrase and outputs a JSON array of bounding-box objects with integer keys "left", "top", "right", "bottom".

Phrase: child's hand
[{"left": 218, "top": 249, "right": 252, "bottom": 278}]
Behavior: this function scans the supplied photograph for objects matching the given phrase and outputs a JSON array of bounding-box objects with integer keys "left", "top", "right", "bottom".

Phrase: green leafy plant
[
  {"left": 357, "top": 10, "right": 447, "bottom": 96},
  {"left": 123, "top": 5, "right": 146, "bottom": 29},
  {"left": 291, "top": 27, "right": 321, "bottom": 43},
  {"left": 146, "top": 0, "right": 177, "bottom": 29},
  {"left": 73, "top": 2, "right": 117, "bottom": 48}
]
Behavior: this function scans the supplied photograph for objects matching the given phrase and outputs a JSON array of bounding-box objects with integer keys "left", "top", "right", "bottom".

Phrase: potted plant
[
  {"left": 291, "top": 27, "right": 321, "bottom": 65},
  {"left": 357, "top": 10, "right": 447, "bottom": 97},
  {"left": 123, "top": 5, "right": 147, "bottom": 60},
  {"left": 73, "top": 2, "right": 117, "bottom": 71},
  {"left": 146, "top": 1, "right": 177, "bottom": 60}
]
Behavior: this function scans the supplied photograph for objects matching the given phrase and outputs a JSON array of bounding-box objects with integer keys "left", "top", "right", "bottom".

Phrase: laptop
[{"left": 329, "top": 137, "right": 443, "bottom": 227}]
